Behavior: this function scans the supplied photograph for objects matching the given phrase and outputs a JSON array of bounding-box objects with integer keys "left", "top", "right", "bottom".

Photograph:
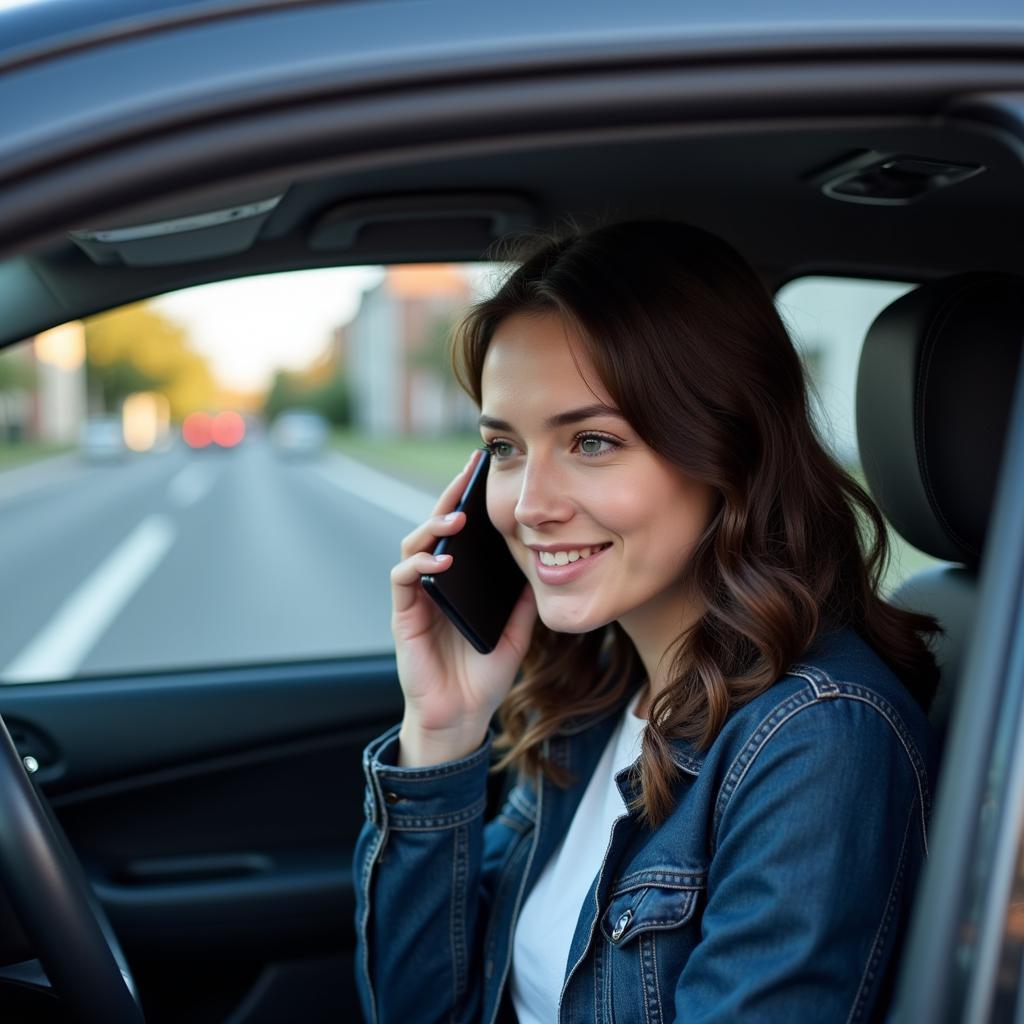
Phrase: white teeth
[{"left": 537, "top": 545, "right": 605, "bottom": 566}]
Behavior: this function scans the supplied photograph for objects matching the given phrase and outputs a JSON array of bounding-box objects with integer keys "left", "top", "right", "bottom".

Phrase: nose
[{"left": 514, "top": 455, "right": 574, "bottom": 529}]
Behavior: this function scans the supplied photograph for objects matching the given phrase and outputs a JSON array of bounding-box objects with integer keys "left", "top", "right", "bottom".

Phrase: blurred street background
[{"left": 0, "top": 264, "right": 939, "bottom": 683}]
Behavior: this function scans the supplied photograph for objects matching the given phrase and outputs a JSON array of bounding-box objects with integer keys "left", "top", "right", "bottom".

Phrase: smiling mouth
[{"left": 535, "top": 543, "right": 611, "bottom": 566}]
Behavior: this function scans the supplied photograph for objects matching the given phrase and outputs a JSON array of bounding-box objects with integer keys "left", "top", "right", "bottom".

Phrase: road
[{"left": 0, "top": 437, "right": 438, "bottom": 683}]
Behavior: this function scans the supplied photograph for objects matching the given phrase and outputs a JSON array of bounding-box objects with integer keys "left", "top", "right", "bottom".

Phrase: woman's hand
[{"left": 390, "top": 449, "right": 537, "bottom": 766}]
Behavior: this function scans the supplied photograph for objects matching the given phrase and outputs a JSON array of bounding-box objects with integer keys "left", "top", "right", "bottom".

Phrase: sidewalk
[
  {"left": 0, "top": 449, "right": 85, "bottom": 503},
  {"left": 329, "top": 430, "right": 477, "bottom": 495}
]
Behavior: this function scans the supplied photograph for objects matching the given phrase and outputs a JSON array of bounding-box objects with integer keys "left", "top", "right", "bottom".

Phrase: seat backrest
[{"left": 856, "top": 273, "right": 1024, "bottom": 753}]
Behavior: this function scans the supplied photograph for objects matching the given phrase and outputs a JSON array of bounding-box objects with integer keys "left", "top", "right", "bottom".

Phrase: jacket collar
[
  {"left": 612, "top": 744, "right": 703, "bottom": 807},
  {"left": 666, "top": 741, "right": 705, "bottom": 776}
]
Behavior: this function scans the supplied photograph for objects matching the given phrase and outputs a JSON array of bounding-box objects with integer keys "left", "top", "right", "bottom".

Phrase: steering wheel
[{"left": 0, "top": 712, "right": 143, "bottom": 1023}]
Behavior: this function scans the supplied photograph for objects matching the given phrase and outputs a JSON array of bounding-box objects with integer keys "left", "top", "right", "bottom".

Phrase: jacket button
[
  {"left": 611, "top": 909, "right": 633, "bottom": 941},
  {"left": 384, "top": 791, "right": 400, "bottom": 804}
]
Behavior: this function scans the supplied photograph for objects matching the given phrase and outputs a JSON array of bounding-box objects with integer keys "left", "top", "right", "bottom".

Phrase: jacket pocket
[
  {"left": 600, "top": 874, "right": 706, "bottom": 1024},
  {"left": 600, "top": 872, "right": 705, "bottom": 947}
]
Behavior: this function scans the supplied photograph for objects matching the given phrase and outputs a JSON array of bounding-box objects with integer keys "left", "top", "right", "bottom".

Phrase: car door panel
[{"left": 0, "top": 660, "right": 405, "bottom": 1022}]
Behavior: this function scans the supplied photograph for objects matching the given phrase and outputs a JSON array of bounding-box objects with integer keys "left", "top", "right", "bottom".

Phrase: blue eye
[
  {"left": 576, "top": 433, "right": 619, "bottom": 457},
  {"left": 484, "top": 440, "right": 517, "bottom": 460}
]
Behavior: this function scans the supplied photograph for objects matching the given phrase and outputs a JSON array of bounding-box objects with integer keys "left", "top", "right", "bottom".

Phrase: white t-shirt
[{"left": 510, "top": 689, "right": 647, "bottom": 1023}]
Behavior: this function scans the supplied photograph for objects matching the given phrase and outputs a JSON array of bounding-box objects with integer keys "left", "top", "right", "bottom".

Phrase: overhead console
[{"left": 69, "top": 193, "right": 284, "bottom": 268}]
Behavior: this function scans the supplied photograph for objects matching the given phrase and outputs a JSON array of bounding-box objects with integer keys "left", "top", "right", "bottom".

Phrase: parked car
[
  {"left": 0, "top": 2, "right": 1022, "bottom": 1023},
  {"left": 78, "top": 415, "right": 125, "bottom": 462},
  {"left": 270, "top": 410, "right": 329, "bottom": 458}
]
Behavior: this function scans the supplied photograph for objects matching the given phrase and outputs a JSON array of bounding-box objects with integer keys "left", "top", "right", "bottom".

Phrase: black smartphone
[{"left": 420, "top": 450, "right": 527, "bottom": 654}]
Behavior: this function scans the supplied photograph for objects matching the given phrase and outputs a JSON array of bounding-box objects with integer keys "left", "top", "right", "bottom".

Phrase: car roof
[
  {"left": 4, "top": 0, "right": 1023, "bottom": 68},
  {"left": 2, "top": 0, "right": 1024, "bottom": 347},
  {"left": 0, "top": 0, "right": 295, "bottom": 67}
]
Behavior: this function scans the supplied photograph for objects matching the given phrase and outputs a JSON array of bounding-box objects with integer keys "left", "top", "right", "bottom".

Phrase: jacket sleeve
[
  {"left": 352, "top": 723, "right": 527, "bottom": 1024},
  {"left": 675, "top": 695, "right": 932, "bottom": 1023}
]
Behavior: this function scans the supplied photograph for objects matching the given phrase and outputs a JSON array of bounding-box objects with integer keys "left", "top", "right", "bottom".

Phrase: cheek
[
  {"left": 655, "top": 481, "right": 716, "bottom": 552},
  {"left": 612, "top": 476, "right": 715, "bottom": 555},
  {"left": 486, "top": 473, "right": 519, "bottom": 535},
  {"left": 585, "top": 478, "right": 656, "bottom": 536}
]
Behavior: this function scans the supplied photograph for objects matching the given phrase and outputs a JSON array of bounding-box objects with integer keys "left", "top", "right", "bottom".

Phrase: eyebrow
[{"left": 478, "top": 403, "right": 627, "bottom": 432}]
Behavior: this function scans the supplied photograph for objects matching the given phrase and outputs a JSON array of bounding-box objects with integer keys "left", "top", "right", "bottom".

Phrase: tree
[
  {"left": 310, "top": 373, "right": 351, "bottom": 425},
  {"left": 263, "top": 370, "right": 307, "bottom": 422},
  {"left": 85, "top": 304, "right": 218, "bottom": 417},
  {"left": 263, "top": 367, "right": 351, "bottom": 426},
  {"left": 410, "top": 313, "right": 458, "bottom": 379}
]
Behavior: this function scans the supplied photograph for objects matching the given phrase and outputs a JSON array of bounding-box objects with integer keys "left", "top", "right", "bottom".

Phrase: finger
[
  {"left": 399, "top": 510, "right": 466, "bottom": 560},
  {"left": 430, "top": 448, "right": 483, "bottom": 518},
  {"left": 391, "top": 552, "right": 452, "bottom": 614},
  {"left": 429, "top": 449, "right": 480, "bottom": 517}
]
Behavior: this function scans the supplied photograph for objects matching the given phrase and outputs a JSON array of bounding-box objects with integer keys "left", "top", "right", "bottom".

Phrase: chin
[{"left": 535, "top": 600, "right": 612, "bottom": 636}]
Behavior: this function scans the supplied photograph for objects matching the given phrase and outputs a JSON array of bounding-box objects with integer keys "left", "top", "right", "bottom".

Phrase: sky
[
  {"left": 151, "top": 266, "right": 386, "bottom": 393},
  {"left": 145, "top": 264, "right": 900, "bottom": 436}
]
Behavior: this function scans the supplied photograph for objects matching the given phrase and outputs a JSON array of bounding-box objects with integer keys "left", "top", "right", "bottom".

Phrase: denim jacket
[{"left": 354, "top": 627, "right": 937, "bottom": 1024}]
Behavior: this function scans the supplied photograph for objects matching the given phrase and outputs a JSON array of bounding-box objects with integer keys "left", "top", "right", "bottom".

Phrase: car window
[
  {"left": 775, "top": 276, "right": 947, "bottom": 595},
  {"left": 0, "top": 263, "right": 496, "bottom": 684},
  {"left": 0, "top": 266, "right": 944, "bottom": 685}
]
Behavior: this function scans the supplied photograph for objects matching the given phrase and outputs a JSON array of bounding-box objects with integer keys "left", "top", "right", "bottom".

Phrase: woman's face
[{"left": 480, "top": 311, "right": 717, "bottom": 644}]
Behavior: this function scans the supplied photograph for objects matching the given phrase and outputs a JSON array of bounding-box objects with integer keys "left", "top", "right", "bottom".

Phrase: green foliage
[
  {"left": 263, "top": 369, "right": 351, "bottom": 426},
  {"left": 0, "top": 349, "right": 37, "bottom": 442},
  {"left": 0, "top": 349, "right": 36, "bottom": 392},
  {"left": 409, "top": 314, "right": 458, "bottom": 378},
  {"left": 87, "top": 358, "right": 164, "bottom": 412},
  {"left": 332, "top": 428, "right": 479, "bottom": 489},
  {"left": 0, "top": 440, "right": 72, "bottom": 468},
  {"left": 264, "top": 370, "right": 306, "bottom": 421},
  {"left": 311, "top": 373, "right": 351, "bottom": 425},
  {"left": 84, "top": 303, "right": 217, "bottom": 416}
]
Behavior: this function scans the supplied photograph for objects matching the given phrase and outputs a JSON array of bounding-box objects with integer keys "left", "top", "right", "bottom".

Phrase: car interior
[{"left": 1, "top": 14, "right": 1024, "bottom": 1021}]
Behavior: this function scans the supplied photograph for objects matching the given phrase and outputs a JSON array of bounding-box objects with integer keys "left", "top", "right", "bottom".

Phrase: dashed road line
[{"left": 167, "top": 462, "right": 221, "bottom": 507}]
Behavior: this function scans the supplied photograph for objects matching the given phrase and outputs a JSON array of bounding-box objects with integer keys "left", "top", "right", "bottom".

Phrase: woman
[{"left": 353, "top": 220, "right": 939, "bottom": 1024}]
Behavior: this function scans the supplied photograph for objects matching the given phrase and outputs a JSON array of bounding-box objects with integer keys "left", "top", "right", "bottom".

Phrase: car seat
[{"left": 855, "top": 271, "right": 1024, "bottom": 763}]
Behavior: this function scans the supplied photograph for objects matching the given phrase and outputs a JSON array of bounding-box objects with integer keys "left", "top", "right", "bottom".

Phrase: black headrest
[{"left": 856, "top": 273, "right": 1024, "bottom": 568}]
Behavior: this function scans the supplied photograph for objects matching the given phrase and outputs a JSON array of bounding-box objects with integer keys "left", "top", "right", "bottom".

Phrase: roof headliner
[{"left": 2, "top": 2, "right": 1024, "bottom": 346}]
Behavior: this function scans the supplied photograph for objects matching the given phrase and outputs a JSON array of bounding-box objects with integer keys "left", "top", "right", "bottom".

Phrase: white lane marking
[
  {"left": 167, "top": 462, "right": 220, "bottom": 507},
  {"left": 1, "top": 514, "right": 176, "bottom": 684},
  {"left": 315, "top": 452, "right": 436, "bottom": 525}
]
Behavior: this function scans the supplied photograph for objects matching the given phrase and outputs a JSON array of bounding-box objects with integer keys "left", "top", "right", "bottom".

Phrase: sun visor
[{"left": 69, "top": 195, "right": 283, "bottom": 267}]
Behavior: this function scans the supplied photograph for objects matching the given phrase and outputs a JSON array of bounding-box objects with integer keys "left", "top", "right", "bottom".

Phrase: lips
[{"left": 530, "top": 542, "right": 612, "bottom": 584}]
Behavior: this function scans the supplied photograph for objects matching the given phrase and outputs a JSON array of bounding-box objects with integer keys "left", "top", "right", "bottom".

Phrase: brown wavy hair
[{"left": 452, "top": 220, "right": 940, "bottom": 829}]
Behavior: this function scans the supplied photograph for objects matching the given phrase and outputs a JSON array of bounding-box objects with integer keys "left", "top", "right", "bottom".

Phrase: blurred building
[
  {"left": 2, "top": 323, "right": 89, "bottom": 443},
  {"left": 0, "top": 342, "right": 33, "bottom": 442},
  {"left": 33, "top": 323, "right": 89, "bottom": 442},
  {"left": 340, "top": 265, "right": 478, "bottom": 437}
]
